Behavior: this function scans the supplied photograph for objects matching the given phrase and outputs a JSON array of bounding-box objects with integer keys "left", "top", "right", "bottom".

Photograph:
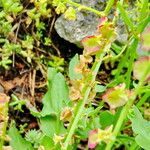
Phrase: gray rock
[
  {"left": 73, "top": 0, "right": 106, "bottom": 10},
  {"left": 55, "top": 0, "right": 107, "bottom": 46},
  {"left": 55, "top": 11, "right": 100, "bottom": 46},
  {"left": 54, "top": 0, "right": 128, "bottom": 46}
]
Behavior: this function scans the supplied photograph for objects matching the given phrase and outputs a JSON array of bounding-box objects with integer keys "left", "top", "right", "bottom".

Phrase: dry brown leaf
[{"left": 0, "top": 75, "right": 26, "bottom": 92}]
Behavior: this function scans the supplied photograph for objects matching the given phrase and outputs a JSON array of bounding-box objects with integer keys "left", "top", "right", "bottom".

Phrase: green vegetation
[{"left": 0, "top": 0, "right": 150, "bottom": 150}]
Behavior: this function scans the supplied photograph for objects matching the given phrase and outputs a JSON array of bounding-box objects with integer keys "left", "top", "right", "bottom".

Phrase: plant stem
[
  {"left": 67, "top": 0, "right": 104, "bottom": 16},
  {"left": 104, "top": 0, "right": 115, "bottom": 15},
  {"left": 128, "top": 141, "right": 139, "bottom": 150},
  {"left": 63, "top": 44, "right": 111, "bottom": 150},
  {"left": 117, "top": 2, "right": 135, "bottom": 33},
  {"left": 114, "top": 37, "right": 132, "bottom": 79},
  {"left": 136, "top": 92, "right": 150, "bottom": 107},
  {"left": 139, "top": 0, "right": 149, "bottom": 21},
  {"left": 105, "top": 65, "right": 150, "bottom": 150},
  {"left": 125, "top": 38, "right": 138, "bottom": 88},
  {"left": 67, "top": 0, "right": 115, "bottom": 17}
]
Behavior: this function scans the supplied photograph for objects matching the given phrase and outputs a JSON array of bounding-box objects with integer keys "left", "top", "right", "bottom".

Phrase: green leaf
[
  {"left": 40, "top": 115, "right": 65, "bottom": 137},
  {"left": 47, "top": 67, "right": 57, "bottom": 83},
  {"left": 130, "top": 106, "right": 150, "bottom": 150},
  {"left": 1, "top": 0, "right": 23, "bottom": 14},
  {"left": 64, "top": 7, "right": 76, "bottom": 20},
  {"left": 139, "top": 0, "right": 149, "bottom": 21},
  {"left": 99, "top": 111, "right": 114, "bottom": 128},
  {"left": 81, "top": 36, "right": 102, "bottom": 55},
  {"left": 41, "top": 68, "right": 57, "bottom": 115},
  {"left": 41, "top": 67, "right": 57, "bottom": 116},
  {"left": 40, "top": 115, "right": 57, "bottom": 137},
  {"left": 140, "top": 25, "right": 150, "bottom": 51},
  {"left": 135, "top": 135, "right": 150, "bottom": 150},
  {"left": 40, "top": 136, "right": 54, "bottom": 150},
  {"left": 69, "top": 54, "right": 82, "bottom": 80},
  {"left": 39, "top": 68, "right": 68, "bottom": 141},
  {"left": 41, "top": 89, "right": 53, "bottom": 116},
  {"left": 133, "top": 56, "right": 150, "bottom": 82},
  {"left": 8, "top": 123, "right": 34, "bottom": 150},
  {"left": 104, "top": 0, "right": 115, "bottom": 15},
  {"left": 41, "top": 68, "right": 69, "bottom": 116},
  {"left": 100, "top": 108, "right": 121, "bottom": 129},
  {"left": 117, "top": 2, "right": 134, "bottom": 33},
  {"left": 95, "top": 84, "right": 106, "bottom": 93},
  {"left": 102, "top": 84, "right": 129, "bottom": 109},
  {"left": 50, "top": 72, "right": 69, "bottom": 113},
  {"left": 137, "top": 16, "right": 150, "bottom": 34}
]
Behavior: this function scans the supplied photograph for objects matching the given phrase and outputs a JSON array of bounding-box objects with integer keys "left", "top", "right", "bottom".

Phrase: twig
[
  {"left": 48, "top": 13, "right": 56, "bottom": 37},
  {"left": 51, "top": 43, "right": 61, "bottom": 57},
  {"left": 31, "top": 69, "right": 36, "bottom": 97}
]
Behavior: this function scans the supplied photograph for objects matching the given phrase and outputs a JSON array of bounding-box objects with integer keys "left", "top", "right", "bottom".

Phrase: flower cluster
[
  {"left": 133, "top": 56, "right": 150, "bottom": 82},
  {"left": 102, "top": 83, "right": 131, "bottom": 109},
  {"left": 52, "top": 0, "right": 67, "bottom": 14},
  {"left": 61, "top": 17, "right": 117, "bottom": 148},
  {"left": 69, "top": 17, "right": 117, "bottom": 103},
  {"left": 141, "top": 26, "right": 150, "bottom": 52},
  {"left": 88, "top": 125, "right": 113, "bottom": 149}
]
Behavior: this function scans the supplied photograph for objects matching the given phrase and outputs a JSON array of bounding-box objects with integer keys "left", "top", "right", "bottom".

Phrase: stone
[
  {"left": 55, "top": 11, "right": 100, "bottom": 46},
  {"left": 55, "top": 0, "right": 106, "bottom": 46},
  {"left": 54, "top": 0, "right": 128, "bottom": 46}
]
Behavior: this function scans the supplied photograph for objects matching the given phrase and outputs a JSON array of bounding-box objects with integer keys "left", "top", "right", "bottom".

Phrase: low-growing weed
[{"left": 0, "top": 0, "right": 150, "bottom": 150}]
